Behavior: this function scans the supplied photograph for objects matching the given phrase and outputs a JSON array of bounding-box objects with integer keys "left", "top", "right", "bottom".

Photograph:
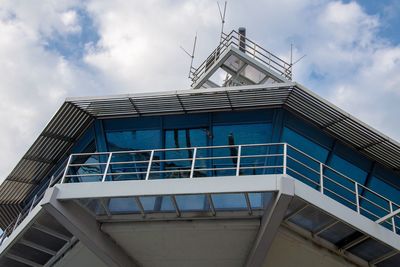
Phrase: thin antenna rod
[
  {"left": 292, "top": 54, "right": 306, "bottom": 66},
  {"left": 288, "top": 43, "right": 306, "bottom": 80},
  {"left": 217, "top": 1, "right": 227, "bottom": 44},
  {"left": 189, "top": 33, "right": 197, "bottom": 78},
  {"left": 180, "top": 33, "right": 198, "bottom": 79},
  {"left": 290, "top": 43, "right": 293, "bottom": 67}
]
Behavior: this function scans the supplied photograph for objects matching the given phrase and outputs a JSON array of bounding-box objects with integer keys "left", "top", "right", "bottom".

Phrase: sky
[{"left": 0, "top": 0, "right": 399, "bottom": 180}]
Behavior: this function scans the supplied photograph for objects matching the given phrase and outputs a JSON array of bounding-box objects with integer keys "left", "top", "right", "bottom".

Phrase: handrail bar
[
  {"left": 190, "top": 30, "right": 292, "bottom": 83},
  {"left": 69, "top": 142, "right": 285, "bottom": 157}
]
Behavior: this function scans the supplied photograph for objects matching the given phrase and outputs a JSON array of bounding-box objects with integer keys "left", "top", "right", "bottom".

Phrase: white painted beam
[
  {"left": 54, "top": 175, "right": 280, "bottom": 200},
  {"left": 245, "top": 177, "right": 295, "bottom": 267},
  {"left": 41, "top": 187, "right": 138, "bottom": 267}
]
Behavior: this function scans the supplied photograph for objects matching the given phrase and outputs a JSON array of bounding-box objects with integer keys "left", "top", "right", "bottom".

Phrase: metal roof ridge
[
  {"left": 65, "top": 82, "right": 297, "bottom": 103},
  {"left": 293, "top": 82, "right": 400, "bottom": 147}
]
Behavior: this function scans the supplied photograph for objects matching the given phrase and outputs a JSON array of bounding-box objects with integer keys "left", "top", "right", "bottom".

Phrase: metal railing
[
  {"left": 190, "top": 30, "right": 292, "bottom": 85},
  {"left": 0, "top": 159, "right": 67, "bottom": 246},
  {"left": 1, "top": 142, "right": 399, "bottom": 247},
  {"left": 60, "top": 143, "right": 400, "bottom": 235}
]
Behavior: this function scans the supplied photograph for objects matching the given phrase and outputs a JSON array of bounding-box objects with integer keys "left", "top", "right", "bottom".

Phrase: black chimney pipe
[{"left": 238, "top": 27, "right": 246, "bottom": 53}]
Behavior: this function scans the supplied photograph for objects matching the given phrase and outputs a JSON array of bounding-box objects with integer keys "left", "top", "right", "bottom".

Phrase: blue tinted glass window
[
  {"left": 329, "top": 155, "right": 367, "bottom": 184},
  {"left": 282, "top": 127, "right": 328, "bottom": 188},
  {"left": 213, "top": 123, "right": 272, "bottom": 146},
  {"left": 369, "top": 176, "right": 400, "bottom": 206},
  {"left": 212, "top": 124, "right": 272, "bottom": 176},
  {"left": 164, "top": 128, "right": 209, "bottom": 178},
  {"left": 106, "top": 129, "right": 160, "bottom": 151},
  {"left": 322, "top": 155, "right": 368, "bottom": 210},
  {"left": 66, "top": 141, "right": 103, "bottom": 183},
  {"left": 282, "top": 127, "right": 329, "bottom": 162},
  {"left": 104, "top": 130, "right": 160, "bottom": 181}
]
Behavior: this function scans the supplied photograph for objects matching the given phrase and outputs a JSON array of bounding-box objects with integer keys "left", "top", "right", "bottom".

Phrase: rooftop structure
[{"left": 0, "top": 29, "right": 399, "bottom": 267}]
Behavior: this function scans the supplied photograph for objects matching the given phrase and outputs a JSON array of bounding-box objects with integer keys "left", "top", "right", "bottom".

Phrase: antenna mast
[
  {"left": 180, "top": 33, "right": 198, "bottom": 79},
  {"left": 217, "top": 1, "right": 227, "bottom": 44},
  {"left": 288, "top": 43, "right": 306, "bottom": 80}
]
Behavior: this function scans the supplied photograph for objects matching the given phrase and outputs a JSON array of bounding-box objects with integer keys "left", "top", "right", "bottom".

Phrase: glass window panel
[
  {"left": 360, "top": 176, "right": 399, "bottom": 223},
  {"left": 105, "top": 130, "right": 160, "bottom": 180},
  {"left": 347, "top": 238, "right": 392, "bottom": 262},
  {"left": 212, "top": 123, "right": 272, "bottom": 176},
  {"left": 369, "top": 176, "right": 400, "bottom": 204},
  {"left": 249, "top": 192, "right": 274, "bottom": 209},
  {"left": 318, "top": 221, "right": 358, "bottom": 245},
  {"left": 66, "top": 141, "right": 102, "bottom": 183},
  {"left": 78, "top": 199, "right": 105, "bottom": 216},
  {"left": 240, "top": 64, "right": 266, "bottom": 83},
  {"left": 139, "top": 196, "right": 174, "bottom": 212},
  {"left": 106, "top": 129, "right": 160, "bottom": 151},
  {"left": 211, "top": 193, "right": 247, "bottom": 210},
  {"left": 322, "top": 155, "right": 368, "bottom": 210},
  {"left": 223, "top": 54, "right": 245, "bottom": 72},
  {"left": 176, "top": 195, "right": 208, "bottom": 211},
  {"left": 282, "top": 127, "right": 329, "bottom": 162},
  {"left": 108, "top": 198, "right": 139, "bottom": 214},
  {"left": 329, "top": 155, "right": 367, "bottom": 184},
  {"left": 164, "top": 128, "right": 208, "bottom": 178},
  {"left": 288, "top": 206, "right": 336, "bottom": 232}
]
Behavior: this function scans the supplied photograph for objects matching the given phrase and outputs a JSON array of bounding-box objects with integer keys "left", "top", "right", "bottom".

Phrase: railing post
[
  {"left": 320, "top": 163, "right": 324, "bottom": 194},
  {"left": 283, "top": 143, "right": 287, "bottom": 175},
  {"left": 60, "top": 154, "right": 73, "bottom": 184},
  {"left": 190, "top": 148, "right": 197, "bottom": 178},
  {"left": 390, "top": 201, "right": 396, "bottom": 232},
  {"left": 145, "top": 150, "right": 155, "bottom": 180},
  {"left": 102, "top": 152, "right": 113, "bottom": 182},
  {"left": 48, "top": 175, "right": 54, "bottom": 188},
  {"left": 236, "top": 145, "right": 242, "bottom": 176},
  {"left": 12, "top": 213, "right": 21, "bottom": 232},
  {"left": 355, "top": 182, "right": 360, "bottom": 214},
  {"left": 29, "top": 195, "right": 37, "bottom": 213},
  {"left": 0, "top": 231, "right": 6, "bottom": 246}
]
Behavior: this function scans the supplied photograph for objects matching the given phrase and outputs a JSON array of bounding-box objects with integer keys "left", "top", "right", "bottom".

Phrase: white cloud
[
  {"left": 0, "top": 0, "right": 399, "bottom": 181},
  {"left": 0, "top": 1, "right": 101, "bottom": 178},
  {"left": 60, "top": 10, "right": 80, "bottom": 33}
]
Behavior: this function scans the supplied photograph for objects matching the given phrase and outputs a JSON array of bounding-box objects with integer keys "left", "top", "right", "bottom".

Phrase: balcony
[
  {"left": 57, "top": 143, "right": 400, "bottom": 233},
  {"left": 1, "top": 143, "right": 400, "bottom": 266}
]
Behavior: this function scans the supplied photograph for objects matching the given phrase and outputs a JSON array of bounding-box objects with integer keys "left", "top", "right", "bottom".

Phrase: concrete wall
[{"left": 264, "top": 227, "right": 357, "bottom": 267}]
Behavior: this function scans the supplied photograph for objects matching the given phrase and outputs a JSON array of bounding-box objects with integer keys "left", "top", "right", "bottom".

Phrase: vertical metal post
[
  {"left": 283, "top": 143, "right": 287, "bottom": 175},
  {"left": 29, "top": 195, "right": 37, "bottom": 213},
  {"left": 355, "top": 182, "right": 360, "bottom": 214},
  {"left": 12, "top": 213, "right": 21, "bottom": 232},
  {"left": 102, "top": 153, "right": 113, "bottom": 182},
  {"left": 48, "top": 175, "right": 54, "bottom": 188},
  {"left": 60, "top": 154, "right": 73, "bottom": 184},
  {"left": 236, "top": 145, "right": 242, "bottom": 176},
  {"left": 145, "top": 150, "right": 155, "bottom": 180},
  {"left": 0, "top": 231, "right": 5, "bottom": 246},
  {"left": 390, "top": 201, "right": 396, "bottom": 232},
  {"left": 190, "top": 148, "right": 197, "bottom": 178},
  {"left": 320, "top": 163, "right": 324, "bottom": 194}
]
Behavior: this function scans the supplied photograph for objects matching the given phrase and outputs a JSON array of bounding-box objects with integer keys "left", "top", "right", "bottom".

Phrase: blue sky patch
[{"left": 43, "top": 8, "right": 99, "bottom": 61}]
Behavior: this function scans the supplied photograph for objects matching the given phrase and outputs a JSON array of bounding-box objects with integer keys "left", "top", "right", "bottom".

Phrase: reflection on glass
[
  {"left": 66, "top": 141, "right": 102, "bottom": 183},
  {"left": 105, "top": 130, "right": 161, "bottom": 181},
  {"left": 164, "top": 128, "right": 208, "bottom": 178},
  {"left": 212, "top": 124, "right": 272, "bottom": 176}
]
